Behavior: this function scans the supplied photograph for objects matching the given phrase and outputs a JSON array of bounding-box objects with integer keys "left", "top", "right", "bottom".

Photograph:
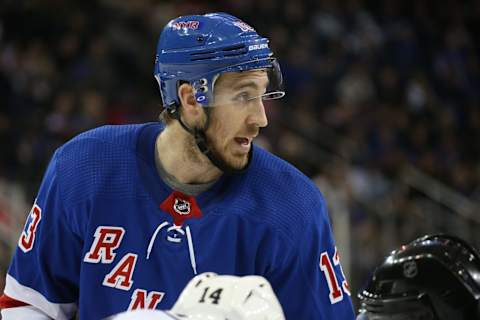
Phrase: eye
[{"left": 234, "top": 92, "right": 250, "bottom": 103}]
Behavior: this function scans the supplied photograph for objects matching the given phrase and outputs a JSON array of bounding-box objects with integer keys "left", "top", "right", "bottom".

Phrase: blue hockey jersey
[{"left": 1, "top": 123, "right": 355, "bottom": 319}]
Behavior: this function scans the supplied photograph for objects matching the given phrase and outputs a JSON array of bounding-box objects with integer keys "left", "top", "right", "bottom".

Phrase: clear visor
[
  {"left": 356, "top": 310, "right": 435, "bottom": 320},
  {"left": 357, "top": 294, "right": 436, "bottom": 320},
  {"left": 194, "top": 58, "right": 285, "bottom": 107},
  {"left": 258, "top": 58, "right": 285, "bottom": 100}
]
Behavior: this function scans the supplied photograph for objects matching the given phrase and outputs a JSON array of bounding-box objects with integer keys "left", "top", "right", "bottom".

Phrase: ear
[{"left": 178, "top": 83, "right": 204, "bottom": 126}]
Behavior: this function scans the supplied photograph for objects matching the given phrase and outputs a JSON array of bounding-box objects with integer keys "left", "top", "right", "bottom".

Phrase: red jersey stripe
[{"left": 0, "top": 294, "right": 29, "bottom": 309}]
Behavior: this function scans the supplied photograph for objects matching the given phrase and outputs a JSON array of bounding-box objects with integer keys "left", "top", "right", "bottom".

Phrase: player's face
[{"left": 205, "top": 70, "right": 269, "bottom": 170}]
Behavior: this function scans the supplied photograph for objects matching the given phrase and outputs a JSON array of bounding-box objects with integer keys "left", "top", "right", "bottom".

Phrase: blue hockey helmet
[{"left": 154, "top": 12, "right": 285, "bottom": 112}]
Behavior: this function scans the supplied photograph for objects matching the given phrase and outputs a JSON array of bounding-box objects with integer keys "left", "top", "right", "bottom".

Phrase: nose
[{"left": 247, "top": 98, "right": 268, "bottom": 128}]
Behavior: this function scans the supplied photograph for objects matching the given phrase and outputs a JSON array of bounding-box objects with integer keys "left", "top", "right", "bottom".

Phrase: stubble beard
[
  {"left": 185, "top": 127, "right": 249, "bottom": 172},
  {"left": 209, "top": 137, "right": 250, "bottom": 170},
  {"left": 207, "top": 116, "right": 251, "bottom": 171}
]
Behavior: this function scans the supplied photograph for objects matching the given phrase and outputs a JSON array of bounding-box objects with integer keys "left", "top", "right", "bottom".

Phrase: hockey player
[
  {"left": 0, "top": 13, "right": 355, "bottom": 319},
  {"left": 110, "top": 272, "right": 285, "bottom": 320},
  {"left": 357, "top": 234, "right": 480, "bottom": 320}
]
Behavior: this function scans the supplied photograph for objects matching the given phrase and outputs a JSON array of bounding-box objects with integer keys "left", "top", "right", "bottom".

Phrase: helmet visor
[
  {"left": 357, "top": 293, "right": 437, "bottom": 320},
  {"left": 194, "top": 58, "right": 285, "bottom": 107},
  {"left": 357, "top": 310, "right": 436, "bottom": 320}
]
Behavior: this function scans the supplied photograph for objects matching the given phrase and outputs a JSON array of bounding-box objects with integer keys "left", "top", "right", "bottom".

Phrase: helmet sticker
[
  {"left": 172, "top": 21, "right": 200, "bottom": 30},
  {"left": 402, "top": 261, "right": 418, "bottom": 278},
  {"left": 233, "top": 21, "right": 255, "bottom": 32}
]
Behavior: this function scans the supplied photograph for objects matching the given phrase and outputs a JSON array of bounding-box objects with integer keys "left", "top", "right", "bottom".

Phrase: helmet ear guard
[{"left": 357, "top": 234, "right": 480, "bottom": 320}]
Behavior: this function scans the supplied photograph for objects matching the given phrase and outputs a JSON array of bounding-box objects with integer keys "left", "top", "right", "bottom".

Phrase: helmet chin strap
[{"left": 175, "top": 108, "right": 252, "bottom": 175}]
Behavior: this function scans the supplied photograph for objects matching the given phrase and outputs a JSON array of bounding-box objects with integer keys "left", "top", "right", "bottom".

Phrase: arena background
[{"left": 1, "top": 0, "right": 480, "bottom": 314}]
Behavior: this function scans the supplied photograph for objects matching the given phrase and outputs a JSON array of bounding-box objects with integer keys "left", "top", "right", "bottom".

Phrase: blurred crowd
[{"left": 1, "top": 0, "right": 480, "bottom": 308}]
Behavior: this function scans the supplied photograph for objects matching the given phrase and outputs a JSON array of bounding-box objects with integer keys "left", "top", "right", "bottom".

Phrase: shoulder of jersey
[
  {"left": 60, "top": 123, "right": 150, "bottom": 153},
  {"left": 250, "top": 145, "right": 321, "bottom": 201},
  {"left": 232, "top": 146, "right": 327, "bottom": 237},
  {"left": 52, "top": 123, "right": 158, "bottom": 203}
]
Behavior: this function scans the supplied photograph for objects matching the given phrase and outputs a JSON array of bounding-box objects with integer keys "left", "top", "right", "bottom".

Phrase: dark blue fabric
[{"left": 7, "top": 123, "right": 355, "bottom": 319}]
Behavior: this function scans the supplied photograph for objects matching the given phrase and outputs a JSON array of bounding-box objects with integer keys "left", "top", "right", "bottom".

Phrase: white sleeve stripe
[
  {"left": 4, "top": 274, "right": 77, "bottom": 320},
  {"left": 109, "top": 310, "right": 176, "bottom": 320},
  {"left": 1, "top": 305, "right": 53, "bottom": 320}
]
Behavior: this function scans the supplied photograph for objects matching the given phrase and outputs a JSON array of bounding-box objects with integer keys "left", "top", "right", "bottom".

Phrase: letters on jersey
[
  {"left": 84, "top": 226, "right": 125, "bottom": 263},
  {"left": 128, "top": 289, "right": 164, "bottom": 311},
  {"left": 83, "top": 226, "right": 164, "bottom": 309}
]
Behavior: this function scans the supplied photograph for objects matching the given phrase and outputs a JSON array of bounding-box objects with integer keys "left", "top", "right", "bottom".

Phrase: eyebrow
[{"left": 232, "top": 81, "right": 261, "bottom": 91}]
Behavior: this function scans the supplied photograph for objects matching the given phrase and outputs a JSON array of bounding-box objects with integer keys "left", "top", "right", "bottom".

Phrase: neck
[{"left": 155, "top": 122, "right": 223, "bottom": 184}]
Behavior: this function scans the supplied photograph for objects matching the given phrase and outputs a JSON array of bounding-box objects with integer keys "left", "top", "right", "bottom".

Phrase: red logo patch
[{"left": 160, "top": 192, "right": 202, "bottom": 226}]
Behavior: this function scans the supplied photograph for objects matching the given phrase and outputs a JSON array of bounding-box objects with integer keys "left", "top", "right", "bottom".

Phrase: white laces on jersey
[
  {"left": 146, "top": 222, "right": 198, "bottom": 275},
  {"left": 146, "top": 222, "right": 169, "bottom": 258}
]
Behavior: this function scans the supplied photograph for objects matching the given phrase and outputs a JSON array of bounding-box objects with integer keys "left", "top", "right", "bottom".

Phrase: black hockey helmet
[{"left": 357, "top": 234, "right": 480, "bottom": 320}]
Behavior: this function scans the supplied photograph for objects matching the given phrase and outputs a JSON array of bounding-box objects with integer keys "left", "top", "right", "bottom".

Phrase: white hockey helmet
[
  {"left": 109, "top": 309, "right": 173, "bottom": 320},
  {"left": 169, "top": 272, "right": 285, "bottom": 320},
  {"left": 108, "top": 273, "right": 285, "bottom": 320}
]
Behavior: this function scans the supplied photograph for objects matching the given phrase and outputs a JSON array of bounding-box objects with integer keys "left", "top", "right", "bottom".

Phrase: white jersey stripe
[
  {"left": 109, "top": 309, "right": 176, "bottom": 320},
  {"left": 3, "top": 274, "right": 77, "bottom": 320},
  {"left": 1, "top": 305, "right": 52, "bottom": 320}
]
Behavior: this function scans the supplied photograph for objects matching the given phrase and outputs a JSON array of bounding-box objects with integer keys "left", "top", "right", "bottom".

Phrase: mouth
[
  {"left": 234, "top": 137, "right": 251, "bottom": 145},
  {"left": 234, "top": 137, "right": 252, "bottom": 153}
]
